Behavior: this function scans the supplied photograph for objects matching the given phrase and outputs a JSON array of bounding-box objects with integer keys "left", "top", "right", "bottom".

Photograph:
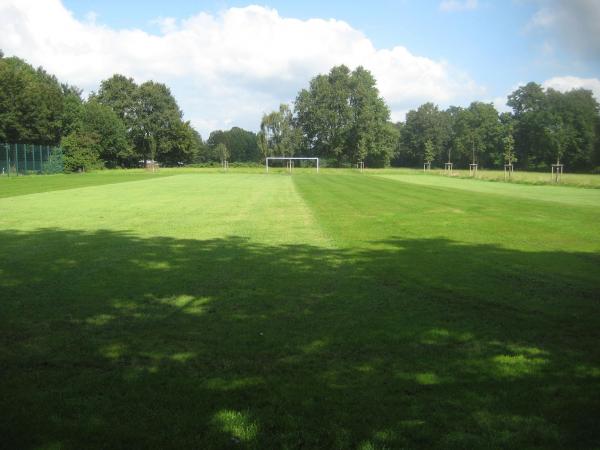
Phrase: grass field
[
  {"left": 370, "top": 167, "right": 600, "bottom": 189},
  {"left": 1, "top": 169, "right": 599, "bottom": 449}
]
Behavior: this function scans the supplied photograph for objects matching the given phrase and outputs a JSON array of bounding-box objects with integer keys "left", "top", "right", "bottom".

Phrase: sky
[{"left": 1, "top": 0, "right": 599, "bottom": 136}]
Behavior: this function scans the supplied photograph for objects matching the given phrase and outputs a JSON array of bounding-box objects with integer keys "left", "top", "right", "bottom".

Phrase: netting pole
[
  {"left": 24, "top": 144, "right": 28, "bottom": 173},
  {"left": 14, "top": 143, "right": 19, "bottom": 176},
  {"left": 39, "top": 145, "right": 42, "bottom": 172},
  {"left": 31, "top": 144, "right": 35, "bottom": 172},
  {"left": 4, "top": 143, "right": 8, "bottom": 177}
]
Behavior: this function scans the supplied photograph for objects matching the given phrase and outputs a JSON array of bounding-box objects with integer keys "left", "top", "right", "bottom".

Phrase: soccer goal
[{"left": 265, "top": 157, "right": 319, "bottom": 173}]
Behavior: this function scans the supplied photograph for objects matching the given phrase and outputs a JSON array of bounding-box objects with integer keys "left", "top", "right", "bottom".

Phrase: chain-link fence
[{"left": 0, "top": 143, "right": 62, "bottom": 175}]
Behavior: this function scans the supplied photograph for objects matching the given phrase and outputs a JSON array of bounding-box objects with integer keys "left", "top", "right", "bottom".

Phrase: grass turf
[
  {"left": 1, "top": 170, "right": 599, "bottom": 449},
  {"left": 370, "top": 167, "right": 600, "bottom": 189}
]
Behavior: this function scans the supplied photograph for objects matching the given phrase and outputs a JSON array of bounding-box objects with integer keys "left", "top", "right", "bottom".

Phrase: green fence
[{"left": 0, "top": 143, "right": 60, "bottom": 176}]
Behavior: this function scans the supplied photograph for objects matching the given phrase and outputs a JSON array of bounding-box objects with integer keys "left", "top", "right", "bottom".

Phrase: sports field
[{"left": 1, "top": 170, "right": 599, "bottom": 449}]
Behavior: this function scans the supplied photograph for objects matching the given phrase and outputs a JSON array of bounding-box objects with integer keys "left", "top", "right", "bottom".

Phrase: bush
[
  {"left": 60, "top": 131, "right": 104, "bottom": 172},
  {"left": 41, "top": 148, "right": 65, "bottom": 174}
]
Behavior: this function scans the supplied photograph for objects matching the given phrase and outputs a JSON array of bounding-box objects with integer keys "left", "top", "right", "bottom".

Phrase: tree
[
  {"left": 448, "top": 102, "right": 502, "bottom": 168},
  {"left": 129, "top": 81, "right": 184, "bottom": 164},
  {"left": 295, "top": 66, "right": 353, "bottom": 160},
  {"left": 159, "top": 121, "right": 203, "bottom": 165},
  {"left": 508, "top": 82, "right": 550, "bottom": 168},
  {"left": 81, "top": 100, "right": 131, "bottom": 167},
  {"left": 215, "top": 143, "right": 229, "bottom": 164},
  {"left": 60, "top": 84, "right": 84, "bottom": 137},
  {"left": 503, "top": 132, "right": 516, "bottom": 166},
  {"left": 545, "top": 119, "right": 568, "bottom": 166},
  {"left": 0, "top": 56, "right": 64, "bottom": 144},
  {"left": 60, "top": 130, "right": 103, "bottom": 172},
  {"left": 398, "top": 103, "right": 449, "bottom": 166},
  {"left": 94, "top": 74, "right": 137, "bottom": 130},
  {"left": 544, "top": 88, "right": 598, "bottom": 170},
  {"left": 258, "top": 104, "right": 300, "bottom": 158},
  {"left": 294, "top": 65, "right": 396, "bottom": 166},
  {"left": 348, "top": 66, "right": 398, "bottom": 166},
  {"left": 507, "top": 83, "right": 599, "bottom": 170},
  {"left": 206, "top": 127, "right": 260, "bottom": 162},
  {"left": 424, "top": 139, "right": 435, "bottom": 165}
]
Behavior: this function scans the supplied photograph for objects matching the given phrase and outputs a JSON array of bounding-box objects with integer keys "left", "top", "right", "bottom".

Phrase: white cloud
[
  {"left": 489, "top": 97, "right": 512, "bottom": 114},
  {"left": 439, "top": 0, "right": 479, "bottom": 12},
  {"left": 542, "top": 76, "right": 600, "bottom": 101},
  {"left": 0, "top": 0, "right": 483, "bottom": 134},
  {"left": 150, "top": 17, "right": 178, "bottom": 34}
]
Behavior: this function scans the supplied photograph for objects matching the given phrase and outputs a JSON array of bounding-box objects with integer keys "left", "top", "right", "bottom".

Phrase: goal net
[{"left": 265, "top": 157, "right": 319, "bottom": 173}]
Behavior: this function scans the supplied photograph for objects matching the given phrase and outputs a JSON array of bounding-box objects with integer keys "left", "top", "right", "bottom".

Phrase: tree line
[
  {"left": 394, "top": 83, "right": 600, "bottom": 171},
  {"left": 2, "top": 51, "right": 599, "bottom": 172},
  {"left": 0, "top": 52, "right": 260, "bottom": 171},
  {"left": 259, "top": 65, "right": 399, "bottom": 167},
  {"left": 260, "top": 66, "right": 600, "bottom": 171}
]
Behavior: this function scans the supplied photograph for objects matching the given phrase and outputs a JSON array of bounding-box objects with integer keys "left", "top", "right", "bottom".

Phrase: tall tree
[
  {"left": 508, "top": 83, "right": 599, "bottom": 169},
  {"left": 295, "top": 66, "right": 353, "bottom": 160},
  {"left": 60, "top": 130, "right": 103, "bottom": 172},
  {"left": 94, "top": 74, "right": 137, "bottom": 130},
  {"left": 207, "top": 127, "right": 260, "bottom": 162},
  {"left": 507, "top": 82, "right": 549, "bottom": 168},
  {"left": 258, "top": 104, "right": 300, "bottom": 158},
  {"left": 545, "top": 88, "right": 598, "bottom": 169},
  {"left": 60, "top": 84, "right": 84, "bottom": 137},
  {"left": 215, "top": 142, "right": 229, "bottom": 164},
  {"left": 80, "top": 100, "right": 131, "bottom": 167},
  {"left": 449, "top": 102, "right": 502, "bottom": 167},
  {"left": 424, "top": 139, "right": 435, "bottom": 166},
  {"left": 129, "top": 81, "right": 184, "bottom": 163},
  {"left": 294, "top": 65, "right": 397, "bottom": 166},
  {"left": 503, "top": 129, "right": 516, "bottom": 166},
  {"left": 0, "top": 56, "right": 64, "bottom": 144},
  {"left": 347, "top": 66, "right": 398, "bottom": 166},
  {"left": 398, "top": 103, "right": 449, "bottom": 166}
]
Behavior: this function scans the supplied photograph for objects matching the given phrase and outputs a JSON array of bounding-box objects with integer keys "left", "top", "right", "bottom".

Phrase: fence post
[
  {"left": 4, "top": 143, "right": 8, "bottom": 177},
  {"left": 14, "top": 143, "right": 19, "bottom": 176}
]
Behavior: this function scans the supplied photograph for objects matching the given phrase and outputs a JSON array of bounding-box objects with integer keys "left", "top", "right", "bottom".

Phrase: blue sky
[{"left": 2, "top": 0, "right": 599, "bottom": 135}]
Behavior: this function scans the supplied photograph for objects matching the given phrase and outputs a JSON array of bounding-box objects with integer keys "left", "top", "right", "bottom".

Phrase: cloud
[
  {"left": 0, "top": 0, "right": 483, "bottom": 134},
  {"left": 150, "top": 17, "right": 178, "bottom": 34},
  {"left": 542, "top": 76, "right": 600, "bottom": 101},
  {"left": 526, "top": 0, "right": 600, "bottom": 59},
  {"left": 439, "top": 0, "right": 479, "bottom": 12}
]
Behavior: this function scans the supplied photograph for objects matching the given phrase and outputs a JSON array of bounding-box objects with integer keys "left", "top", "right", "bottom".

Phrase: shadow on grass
[{"left": 1, "top": 229, "right": 599, "bottom": 449}]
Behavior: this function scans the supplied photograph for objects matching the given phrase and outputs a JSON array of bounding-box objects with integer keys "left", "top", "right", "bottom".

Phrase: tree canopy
[
  {"left": 1, "top": 52, "right": 599, "bottom": 172},
  {"left": 397, "top": 84, "right": 599, "bottom": 171},
  {"left": 293, "top": 65, "right": 397, "bottom": 166}
]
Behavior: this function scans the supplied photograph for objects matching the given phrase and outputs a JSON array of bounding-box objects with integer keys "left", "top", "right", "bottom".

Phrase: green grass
[
  {"left": 1, "top": 170, "right": 599, "bottom": 449},
  {"left": 0, "top": 170, "right": 177, "bottom": 198},
  {"left": 370, "top": 167, "right": 600, "bottom": 188}
]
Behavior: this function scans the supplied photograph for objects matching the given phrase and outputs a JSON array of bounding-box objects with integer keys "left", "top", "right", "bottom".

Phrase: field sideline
[{"left": 1, "top": 169, "right": 599, "bottom": 449}]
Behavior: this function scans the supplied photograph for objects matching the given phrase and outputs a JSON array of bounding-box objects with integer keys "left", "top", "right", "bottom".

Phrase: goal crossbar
[{"left": 266, "top": 157, "right": 319, "bottom": 173}]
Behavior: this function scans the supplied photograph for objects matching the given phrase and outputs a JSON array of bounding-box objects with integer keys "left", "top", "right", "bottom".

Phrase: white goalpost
[{"left": 265, "top": 157, "right": 319, "bottom": 173}]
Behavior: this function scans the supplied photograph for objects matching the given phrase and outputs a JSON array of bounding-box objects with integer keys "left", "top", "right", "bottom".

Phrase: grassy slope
[
  {"left": 1, "top": 171, "right": 599, "bottom": 449},
  {"left": 0, "top": 173, "right": 330, "bottom": 244},
  {"left": 293, "top": 174, "right": 600, "bottom": 447},
  {"left": 0, "top": 170, "right": 180, "bottom": 198},
  {"left": 374, "top": 171, "right": 600, "bottom": 207},
  {"left": 371, "top": 168, "right": 600, "bottom": 188}
]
